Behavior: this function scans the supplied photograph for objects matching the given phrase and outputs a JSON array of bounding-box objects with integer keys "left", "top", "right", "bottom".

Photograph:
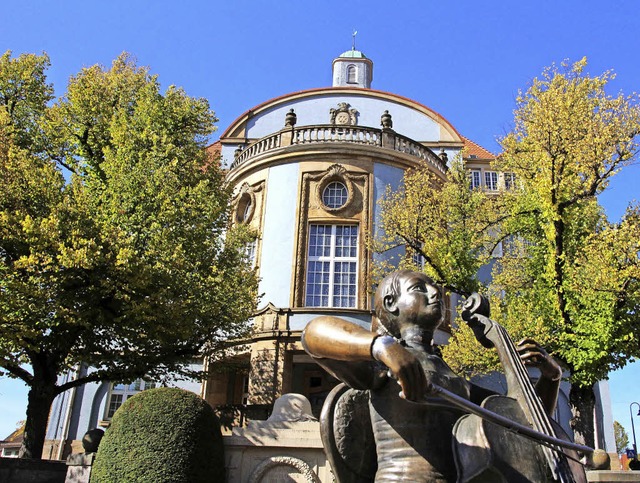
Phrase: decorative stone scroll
[{"left": 248, "top": 456, "right": 321, "bottom": 483}]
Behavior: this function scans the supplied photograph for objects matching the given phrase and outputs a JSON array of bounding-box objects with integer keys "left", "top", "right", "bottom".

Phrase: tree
[
  {"left": 376, "top": 58, "right": 640, "bottom": 448},
  {"left": 490, "top": 58, "right": 640, "bottom": 447},
  {"left": 0, "top": 51, "right": 259, "bottom": 458},
  {"left": 373, "top": 155, "right": 500, "bottom": 295},
  {"left": 614, "top": 421, "right": 630, "bottom": 455}
]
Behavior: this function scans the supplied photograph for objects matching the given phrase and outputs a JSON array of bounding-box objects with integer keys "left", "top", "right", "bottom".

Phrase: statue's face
[{"left": 393, "top": 272, "right": 443, "bottom": 331}]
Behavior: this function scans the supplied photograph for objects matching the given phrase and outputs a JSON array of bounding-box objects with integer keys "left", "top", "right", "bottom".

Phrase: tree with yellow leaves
[{"left": 377, "top": 58, "right": 640, "bottom": 447}]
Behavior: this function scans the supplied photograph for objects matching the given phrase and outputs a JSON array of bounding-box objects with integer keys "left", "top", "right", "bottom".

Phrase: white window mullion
[{"left": 328, "top": 225, "right": 337, "bottom": 303}]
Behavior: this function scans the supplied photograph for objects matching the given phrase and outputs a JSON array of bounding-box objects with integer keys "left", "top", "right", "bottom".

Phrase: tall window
[
  {"left": 484, "top": 171, "right": 499, "bottom": 191},
  {"left": 469, "top": 169, "right": 481, "bottom": 189},
  {"left": 243, "top": 239, "right": 257, "bottom": 267},
  {"left": 305, "top": 224, "right": 358, "bottom": 308},
  {"left": 409, "top": 241, "right": 425, "bottom": 269},
  {"left": 347, "top": 65, "right": 357, "bottom": 83},
  {"left": 105, "top": 379, "right": 157, "bottom": 419}
]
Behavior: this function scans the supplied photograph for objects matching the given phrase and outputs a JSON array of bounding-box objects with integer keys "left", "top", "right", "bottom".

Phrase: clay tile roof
[
  {"left": 202, "top": 140, "right": 222, "bottom": 171},
  {"left": 462, "top": 137, "right": 496, "bottom": 160},
  {"left": 205, "top": 141, "right": 222, "bottom": 156},
  {"left": 2, "top": 424, "right": 24, "bottom": 444}
]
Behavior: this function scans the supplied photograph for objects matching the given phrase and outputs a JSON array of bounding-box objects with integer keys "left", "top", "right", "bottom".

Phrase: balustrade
[
  {"left": 292, "top": 125, "right": 381, "bottom": 146},
  {"left": 230, "top": 125, "right": 446, "bottom": 173},
  {"left": 231, "top": 132, "right": 281, "bottom": 169}
]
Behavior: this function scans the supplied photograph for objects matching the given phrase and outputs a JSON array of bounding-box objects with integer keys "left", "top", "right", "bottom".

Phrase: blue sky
[{"left": 1, "top": 0, "right": 639, "bottom": 443}]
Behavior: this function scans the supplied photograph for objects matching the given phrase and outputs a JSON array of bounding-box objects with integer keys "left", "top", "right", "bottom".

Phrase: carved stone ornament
[
  {"left": 252, "top": 302, "right": 288, "bottom": 332},
  {"left": 248, "top": 456, "right": 321, "bottom": 483},
  {"left": 285, "top": 108, "right": 297, "bottom": 127},
  {"left": 380, "top": 110, "right": 393, "bottom": 129},
  {"left": 330, "top": 102, "right": 358, "bottom": 126},
  {"left": 233, "top": 182, "right": 264, "bottom": 225}
]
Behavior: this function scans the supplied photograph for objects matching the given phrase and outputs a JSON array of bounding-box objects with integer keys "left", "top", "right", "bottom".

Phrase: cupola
[{"left": 332, "top": 48, "right": 373, "bottom": 89}]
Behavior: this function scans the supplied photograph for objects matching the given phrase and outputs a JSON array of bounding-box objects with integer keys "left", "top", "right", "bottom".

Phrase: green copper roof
[{"left": 338, "top": 49, "right": 367, "bottom": 59}]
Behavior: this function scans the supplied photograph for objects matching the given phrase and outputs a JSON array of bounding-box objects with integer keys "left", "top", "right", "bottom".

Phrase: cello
[{"left": 448, "top": 293, "right": 588, "bottom": 483}]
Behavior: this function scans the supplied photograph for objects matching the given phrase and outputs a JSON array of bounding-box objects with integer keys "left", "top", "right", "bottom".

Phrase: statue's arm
[
  {"left": 302, "top": 316, "right": 429, "bottom": 400},
  {"left": 301, "top": 316, "right": 379, "bottom": 389},
  {"left": 302, "top": 315, "right": 376, "bottom": 361}
]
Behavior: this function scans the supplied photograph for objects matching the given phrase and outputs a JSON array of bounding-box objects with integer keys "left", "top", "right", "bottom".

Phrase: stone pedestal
[
  {"left": 224, "top": 421, "right": 329, "bottom": 482},
  {"left": 224, "top": 394, "right": 330, "bottom": 482},
  {"left": 65, "top": 453, "right": 95, "bottom": 483}
]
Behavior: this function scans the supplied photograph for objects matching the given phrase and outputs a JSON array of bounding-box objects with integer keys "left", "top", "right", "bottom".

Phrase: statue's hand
[
  {"left": 373, "top": 338, "right": 430, "bottom": 401},
  {"left": 517, "top": 338, "right": 562, "bottom": 381}
]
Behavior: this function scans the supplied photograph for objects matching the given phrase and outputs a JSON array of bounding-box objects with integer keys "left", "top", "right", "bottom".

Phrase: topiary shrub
[{"left": 91, "top": 387, "right": 224, "bottom": 483}]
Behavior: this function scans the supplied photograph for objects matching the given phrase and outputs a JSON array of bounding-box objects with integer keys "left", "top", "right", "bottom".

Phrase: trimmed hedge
[{"left": 91, "top": 387, "right": 224, "bottom": 483}]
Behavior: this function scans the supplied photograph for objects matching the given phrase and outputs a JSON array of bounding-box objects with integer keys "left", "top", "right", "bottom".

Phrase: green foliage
[
  {"left": 614, "top": 420, "right": 630, "bottom": 454},
  {"left": 376, "top": 59, "right": 640, "bottom": 445},
  {"left": 440, "top": 59, "right": 640, "bottom": 387},
  {"left": 91, "top": 388, "right": 224, "bottom": 483},
  {"left": 492, "top": 58, "right": 640, "bottom": 387},
  {"left": 373, "top": 156, "right": 499, "bottom": 295},
  {"left": 0, "top": 51, "right": 258, "bottom": 457}
]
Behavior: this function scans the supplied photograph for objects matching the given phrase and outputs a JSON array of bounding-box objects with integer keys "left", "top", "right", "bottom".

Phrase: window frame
[
  {"left": 304, "top": 223, "right": 359, "bottom": 308},
  {"left": 103, "top": 378, "right": 157, "bottom": 420},
  {"left": 322, "top": 181, "right": 349, "bottom": 209},
  {"left": 347, "top": 64, "right": 357, "bottom": 84},
  {"left": 469, "top": 169, "right": 482, "bottom": 189},
  {"left": 503, "top": 172, "right": 517, "bottom": 190},
  {"left": 484, "top": 170, "right": 499, "bottom": 191}
]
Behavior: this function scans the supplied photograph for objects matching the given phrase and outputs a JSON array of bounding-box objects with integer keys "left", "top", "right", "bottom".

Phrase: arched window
[{"left": 347, "top": 65, "right": 357, "bottom": 84}]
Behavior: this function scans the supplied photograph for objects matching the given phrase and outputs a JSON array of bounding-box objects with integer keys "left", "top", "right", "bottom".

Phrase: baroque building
[
  {"left": 202, "top": 48, "right": 475, "bottom": 419},
  {"left": 43, "top": 48, "right": 616, "bottom": 461}
]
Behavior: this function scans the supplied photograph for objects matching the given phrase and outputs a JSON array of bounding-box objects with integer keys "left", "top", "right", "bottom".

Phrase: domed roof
[{"left": 338, "top": 49, "right": 367, "bottom": 59}]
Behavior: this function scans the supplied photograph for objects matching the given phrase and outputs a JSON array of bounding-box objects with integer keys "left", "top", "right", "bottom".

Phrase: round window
[
  {"left": 243, "top": 198, "right": 252, "bottom": 221},
  {"left": 322, "top": 181, "right": 348, "bottom": 209},
  {"left": 236, "top": 192, "right": 254, "bottom": 224}
]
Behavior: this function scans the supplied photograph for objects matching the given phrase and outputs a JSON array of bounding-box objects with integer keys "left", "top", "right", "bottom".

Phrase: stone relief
[
  {"left": 248, "top": 456, "right": 321, "bottom": 483},
  {"left": 330, "top": 102, "right": 358, "bottom": 126}
]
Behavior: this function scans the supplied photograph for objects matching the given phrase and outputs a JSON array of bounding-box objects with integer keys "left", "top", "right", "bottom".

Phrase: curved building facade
[{"left": 201, "top": 49, "right": 488, "bottom": 417}]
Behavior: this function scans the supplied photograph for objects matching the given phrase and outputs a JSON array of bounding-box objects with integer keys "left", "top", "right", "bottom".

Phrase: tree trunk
[
  {"left": 19, "top": 381, "right": 57, "bottom": 459},
  {"left": 19, "top": 353, "right": 60, "bottom": 460},
  {"left": 569, "top": 382, "right": 596, "bottom": 449}
]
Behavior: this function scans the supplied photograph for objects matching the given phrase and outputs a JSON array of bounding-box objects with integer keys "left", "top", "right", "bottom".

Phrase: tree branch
[{"left": 0, "top": 362, "right": 34, "bottom": 384}]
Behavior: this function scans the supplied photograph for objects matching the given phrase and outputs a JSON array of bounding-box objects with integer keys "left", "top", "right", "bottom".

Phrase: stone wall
[{"left": 0, "top": 457, "right": 67, "bottom": 483}]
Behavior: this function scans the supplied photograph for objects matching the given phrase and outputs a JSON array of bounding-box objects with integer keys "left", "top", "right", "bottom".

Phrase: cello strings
[{"left": 497, "top": 324, "right": 577, "bottom": 482}]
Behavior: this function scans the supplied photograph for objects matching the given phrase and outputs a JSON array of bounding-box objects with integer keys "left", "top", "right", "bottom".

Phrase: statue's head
[{"left": 374, "top": 270, "right": 443, "bottom": 338}]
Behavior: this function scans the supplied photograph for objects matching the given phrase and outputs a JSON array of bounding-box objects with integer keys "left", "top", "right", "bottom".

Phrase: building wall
[
  {"left": 258, "top": 163, "right": 299, "bottom": 307},
  {"left": 44, "top": 51, "right": 617, "bottom": 458},
  {"left": 219, "top": 90, "right": 462, "bottom": 167}
]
